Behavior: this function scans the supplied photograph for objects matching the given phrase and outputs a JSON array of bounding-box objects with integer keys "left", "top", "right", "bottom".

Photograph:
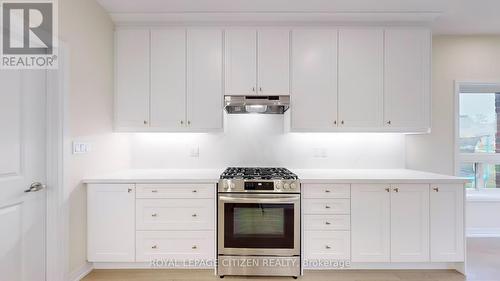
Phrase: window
[{"left": 457, "top": 83, "right": 500, "bottom": 189}]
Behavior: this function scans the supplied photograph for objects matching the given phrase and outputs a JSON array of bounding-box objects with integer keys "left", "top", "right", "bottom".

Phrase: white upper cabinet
[
  {"left": 384, "top": 28, "right": 431, "bottom": 130},
  {"left": 225, "top": 28, "right": 290, "bottom": 95},
  {"left": 291, "top": 29, "right": 338, "bottom": 131},
  {"left": 351, "top": 184, "right": 391, "bottom": 262},
  {"left": 338, "top": 28, "right": 384, "bottom": 128},
  {"left": 115, "top": 29, "right": 150, "bottom": 128},
  {"left": 225, "top": 29, "right": 257, "bottom": 95},
  {"left": 257, "top": 29, "right": 290, "bottom": 95},
  {"left": 187, "top": 28, "right": 223, "bottom": 130},
  {"left": 150, "top": 29, "right": 186, "bottom": 129},
  {"left": 430, "top": 184, "right": 465, "bottom": 262},
  {"left": 390, "top": 184, "right": 430, "bottom": 262}
]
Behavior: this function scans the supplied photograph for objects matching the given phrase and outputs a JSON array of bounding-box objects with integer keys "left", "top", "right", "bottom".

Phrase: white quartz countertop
[{"left": 82, "top": 168, "right": 468, "bottom": 184}]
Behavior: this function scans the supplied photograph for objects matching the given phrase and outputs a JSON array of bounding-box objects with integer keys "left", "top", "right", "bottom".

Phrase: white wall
[
  {"left": 130, "top": 114, "right": 406, "bottom": 169},
  {"left": 59, "top": 0, "right": 130, "bottom": 275}
]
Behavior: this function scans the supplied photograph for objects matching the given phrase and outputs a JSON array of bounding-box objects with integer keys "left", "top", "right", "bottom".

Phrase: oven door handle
[{"left": 218, "top": 196, "right": 299, "bottom": 204}]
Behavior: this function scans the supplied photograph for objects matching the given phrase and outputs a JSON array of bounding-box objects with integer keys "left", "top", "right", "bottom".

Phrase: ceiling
[{"left": 96, "top": 0, "right": 500, "bottom": 34}]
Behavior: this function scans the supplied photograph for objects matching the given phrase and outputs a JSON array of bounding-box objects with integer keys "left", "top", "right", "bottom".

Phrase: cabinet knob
[
  {"left": 192, "top": 245, "right": 198, "bottom": 250},
  {"left": 325, "top": 221, "right": 331, "bottom": 225},
  {"left": 325, "top": 205, "right": 331, "bottom": 209},
  {"left": 433, "top": 187, "right": 439, "bottom": 192},
  {"left": 180, "top": 120, "right": 184, "bottom": 125},
  {"left": 152, "top": 245, "right": 158, "bottom": 249},
  {"left": 151, "top": 190, "right": 158, "bottom": 193},
  {"left": 385, "top": 188, "right": 390, "bottom": 192},
  {"left": 192, "top": 213, "right": 197, "bottom": 217},
  {"left": 394, "top": 187, "right": 399, "bottom": 193},
  {"left": 259, "top": 87, "right": 263, "bottom": 92},
  {"left": 252, "top": 87, "right": 256, "bottom": 92},
  {"left": 127, "top": 188, "right": 132, "bottom": 193},
  {"left": 143, "top": 120, "right": 148, "bottom": 125},
  {"left": 151, "top": 213, "right": 158, "bottom": 217},
  {"left": 387, "top": 120, "right": 391, "bottom": 125},
  {"left": 325, "top": 189, "right": 331, "bottom": 193},
  {"left": 341, "top": 120, "right": 344, "bottom": 125},
  {"left": 325, "top": 245, "right": 331, "bottom": 249},
  {"left": 187, "top": 120, "right": 191, "bottom": 125},
  {"left": 192, "top": 189, "right": 198, "bottom": 193},
  {"left": 334, "top": 120, "right": 337, "bottom": 125}
]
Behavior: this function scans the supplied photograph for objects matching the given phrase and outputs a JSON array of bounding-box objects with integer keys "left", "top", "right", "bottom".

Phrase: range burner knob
[
  {"left": 276, "top": 182, "right": 283, "bottom": 190},
  {"left": 223, "top": 182, "right": 229, "bottom": 190},
  {"left": 284, "top": 183, "right": 290, "bottom": 190},
  {"left": 228, "top": 182, "right": 235, "bottom": 189},
  {"left": 290, "top": 182, "right": 297, "bottom": 190}
]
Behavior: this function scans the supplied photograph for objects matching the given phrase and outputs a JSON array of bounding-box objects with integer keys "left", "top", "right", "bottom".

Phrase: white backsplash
[{"left": 129, "top": 114, "right": 406, "bottom": 169}]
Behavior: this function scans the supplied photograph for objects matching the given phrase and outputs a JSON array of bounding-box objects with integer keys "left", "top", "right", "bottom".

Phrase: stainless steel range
[{"left": 217, "top": 167, "right": 301, "bottom": 278}]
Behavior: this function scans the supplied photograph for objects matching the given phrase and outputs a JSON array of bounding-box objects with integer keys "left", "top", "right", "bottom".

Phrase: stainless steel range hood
[{"left": 224, "top": 95, "right": 290, "bottom": 114}]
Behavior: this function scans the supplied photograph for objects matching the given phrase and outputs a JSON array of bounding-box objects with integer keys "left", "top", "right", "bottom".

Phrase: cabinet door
[
  {"left": 430, "top": 184, "right": 464, "bottom": 262},
  {"left": 384, "top": 28, "right": 431, "bottom": 129},
  {"left": 258, "top": 29, "right": 290, "bottom": 95},
  {"left": 351, "top": 184, "right": 390, "bottom": 262},
  {"left": 338, "top": 28, "right": 383, "bottom": 127},
  {"left": 115, "top": 29, "right": 150, "bottom": 128},
  {"left": 87, "top": 184, "right": 135, "bottom": 262},
  {"left": 390, "top": 184, "right": 430, "bottom": 262},
  {"left": 150, "top": 29, "right": 186, "bottom": 130},
  {"left": 187, "top": 29, "right": 223, "bottom": 130},
  {"left": 225, "top": 29, "right": 257, "bottom": 95},
  {"left": 291, "top": 29, "right": 338, "bottom": 131}
]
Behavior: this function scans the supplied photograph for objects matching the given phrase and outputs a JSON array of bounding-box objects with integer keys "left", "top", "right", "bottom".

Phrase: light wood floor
[{"left": 82, "top": 238, "right": 500, "bottom": 281}]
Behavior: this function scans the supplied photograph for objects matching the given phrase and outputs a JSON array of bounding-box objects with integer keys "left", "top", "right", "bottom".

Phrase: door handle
[{"left": 25, "top": 182, "right": 45, "bottom": 193}]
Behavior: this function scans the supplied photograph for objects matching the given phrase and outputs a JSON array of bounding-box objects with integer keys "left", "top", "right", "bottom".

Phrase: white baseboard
[
  {"left": 467, "top": 228, "right": 500, "bottom": 237},
  {"left": 69, "top": 262, "right": 93, "bottom": 281}
]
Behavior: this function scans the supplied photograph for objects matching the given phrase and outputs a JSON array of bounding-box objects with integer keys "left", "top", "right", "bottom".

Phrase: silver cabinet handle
[
  {"left": 333, "top": 120, "right": 337, "bottom": 125},
  {"left": 151, "top": 213, "right": 158, "bottom": 217},
  {"left": 259, "top": 87, "right": 263, "bottom": 92},
  {"left": 192, "top": 245, "right": 198, "bottom": 249},
  {"left": 385, "top": 188, "right": 390, "bottom": 192},
  {"left": 192, "top": 214, "right": 197, "bottom": 217},
  {"left": 143, "top": 120, "right": 148, "bottom": 125},
  {"left": 151, "top": 190, "right": 158, "bottom": 193},
  {"left": 192, "top": 190, "right": 198, "bottom": 193},
  {"left": 394, "top": 187, "right": 399, "bottom": 193},
  {"left": 325, "top": 221, "right": 331, "bottom": 225},
  {"left": 325, "top": 189, "right": 331, "bottom": 193},
  {"left": 127, "top": 188, "right": 132, "bottom": 193},
  {"left": 325, "top": 205, "right": 331, "bottom": 209},
  {"left": 341, "top": 120, "right": 345, "bottom": 125},
  {"left": 325, "top": 245, "right": 331, "bottom": 249},
  {"left": 25, "top": 182, "right": 45, "bottom": 193},
  {"left": 187, "top": 121, "right": 191, "bottom": 126},
  {"left": 387, "top": 120, "right": 391, "bottom": 125},
  {"left": 252, "top": 87, "right": 256, "bottom": 92},
  {"left": 152, "top": 245, "right": 158, "bottom": 249},
  {"left": 433, "top": 187, "right": 439, "bottom": 192},
  {"left": 180, "top": 120, "right": 184, "bottom": 125}
]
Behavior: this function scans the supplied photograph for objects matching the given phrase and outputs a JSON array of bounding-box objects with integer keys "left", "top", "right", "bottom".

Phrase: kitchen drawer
[
  {"left": 303, "top": 199, "right": 350, "bottom": 215},
  {"left": 303, "top": 184, "right": 350, "bottom": 199},
  {"left": 136, "top": 199, "right": 214, "bottom": 230},
  {"left": 136, "top": 183, "right": 215, "bottom": 199},
  {"left": 304, "top": 215, "right": 350, "bottom": 231},
  {"left": 304, "top": 231, "right": 351, "bottom": 260},
  {"left": 136, "top": 231, "right": 215, "bottom": 262}
]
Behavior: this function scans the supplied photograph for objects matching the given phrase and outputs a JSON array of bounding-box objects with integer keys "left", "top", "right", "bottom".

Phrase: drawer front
[
  {"left": 303, "top": 184, "right": 350, "bottom": 199},
  {"left": 136, "top": 183, "right": 214, "bottom": 199},
  {"left": 136, "top": 199, "right": 214, "bottom": 230},
  {"left": 136, "top": 231, "right": 215, "bottom": 262},
  {"left": 303, "top": 199, "right": 350, "bottom": 215},
  {"left": 304, "top": 215, "right": 350, "bottom": 231},
  {"left": 304, "top": 231, "right": 351, "bottom": 260}
]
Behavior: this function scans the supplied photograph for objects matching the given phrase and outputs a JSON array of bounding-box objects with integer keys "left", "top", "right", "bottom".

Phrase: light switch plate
[{"left": 73, "top": 142, "right": 91, "bottom": 154}]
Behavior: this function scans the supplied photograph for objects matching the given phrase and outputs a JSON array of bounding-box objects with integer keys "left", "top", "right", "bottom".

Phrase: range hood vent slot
[{"left": 224, "top": 95, "right": 290, "bottom": 114}]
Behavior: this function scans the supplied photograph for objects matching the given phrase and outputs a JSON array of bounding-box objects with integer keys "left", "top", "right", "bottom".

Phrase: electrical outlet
[{"left": 189, "top": 146, "right": 200, "bottom": 158}]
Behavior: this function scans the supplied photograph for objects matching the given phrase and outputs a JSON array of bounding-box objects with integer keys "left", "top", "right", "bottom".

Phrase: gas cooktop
[{"left": 220, "top": 167, "right": 298, "bottom": 180}]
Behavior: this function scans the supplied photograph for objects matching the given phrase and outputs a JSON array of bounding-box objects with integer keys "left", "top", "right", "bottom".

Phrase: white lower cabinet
[
  {"left": 304, "top": 231, "right": 350, "bottom": 260},
  {"left": 351, "top": 184, "right": 391, "bottom": 262},
  {"left": 136, "top": 231, "right": 214, "bottom": 262},
  {"left": 87, "top": 183, "right": 216, "bottom": 265},
  {"left": 87, "top": 184, "right": 136, "bottom": 262},
  {"left": 430, "top": 184, "right": 465, "bottom": 262}
]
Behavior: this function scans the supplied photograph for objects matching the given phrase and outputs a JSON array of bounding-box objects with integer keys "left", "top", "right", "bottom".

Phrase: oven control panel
[{"left": 218, "top": 179, "right": 300, "bottom": 193}]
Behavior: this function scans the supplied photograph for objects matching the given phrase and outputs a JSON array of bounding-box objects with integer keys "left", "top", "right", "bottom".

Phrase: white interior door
[{"left": 0, "top": 70, "right": 47, "bottom": 281}]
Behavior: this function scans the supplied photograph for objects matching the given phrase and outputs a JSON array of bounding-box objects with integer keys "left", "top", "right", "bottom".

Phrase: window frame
[{"left": 454, "top": 81, "right": 500, "bottom": 195}]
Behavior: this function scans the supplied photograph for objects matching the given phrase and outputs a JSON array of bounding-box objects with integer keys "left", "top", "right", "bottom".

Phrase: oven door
[{"left": 218, "top": 193, "right": 300, "bottom": 256}]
